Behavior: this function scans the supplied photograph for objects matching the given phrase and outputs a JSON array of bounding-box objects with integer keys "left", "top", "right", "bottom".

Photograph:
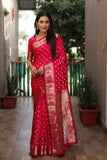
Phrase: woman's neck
[{"left": 38, "top": 31, "right": 47, "bottom": 37}]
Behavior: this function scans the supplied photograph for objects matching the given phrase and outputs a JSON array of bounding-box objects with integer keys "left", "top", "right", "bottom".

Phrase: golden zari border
[
  {"left": 44, "top": 62, "right": 65, "bottom": 154},
  {"left": 33, "top": 37, "right": 46, "bottom": 49}
]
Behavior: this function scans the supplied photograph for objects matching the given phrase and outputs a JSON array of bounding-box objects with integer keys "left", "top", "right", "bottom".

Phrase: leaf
[{"left": 34, "top": 0, "right": 85, "bottom": 59}]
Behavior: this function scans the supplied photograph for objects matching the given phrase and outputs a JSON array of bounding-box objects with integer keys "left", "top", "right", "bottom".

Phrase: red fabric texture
[{"left": 27, "top": 33, "right": 78, "bottom": 157}]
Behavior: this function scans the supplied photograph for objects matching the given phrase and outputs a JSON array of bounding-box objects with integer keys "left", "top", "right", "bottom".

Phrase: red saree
[{"left": 27, "top": 33, "right": 78, "bottom": 157}]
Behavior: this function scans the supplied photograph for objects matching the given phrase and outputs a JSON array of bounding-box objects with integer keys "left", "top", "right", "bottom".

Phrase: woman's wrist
[
  {"left": 27, "top": 61, "right": 32, "bottom": 69},
  {"left": 29, "top": 63, "right": 33, "bottom": 69}
]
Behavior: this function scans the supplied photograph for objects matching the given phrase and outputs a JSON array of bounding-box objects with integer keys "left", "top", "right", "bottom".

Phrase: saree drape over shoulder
[{"left": 27, "top": 33, "right": 78, "bottom": 157}]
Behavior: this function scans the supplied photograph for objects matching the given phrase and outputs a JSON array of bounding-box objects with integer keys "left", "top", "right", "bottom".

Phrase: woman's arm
[
  {"left": 27, "top": 38, "right": 37, "bottom": 76},
  {"left": 27, "top": 59, "right": 33, "bottom": 68},
  {"left": 27, "top": 60, "right": 38, "bottom": 76}
]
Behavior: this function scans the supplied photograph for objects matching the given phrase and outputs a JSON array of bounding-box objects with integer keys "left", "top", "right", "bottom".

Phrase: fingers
[
  {"left": 37, "top": 66, "right": 44, "bottom": 75},
  {"left": 31, "top": 66, "right": 44, "bottom": 76},
  {"left": 30, "top": 66, "right": 37, "bottom": 76},
  {"left": 37, "top": 69, "right": 41, "bottom": 75},
  {"left": 33, "top": 68, "right": 37, "bottom": 74}
]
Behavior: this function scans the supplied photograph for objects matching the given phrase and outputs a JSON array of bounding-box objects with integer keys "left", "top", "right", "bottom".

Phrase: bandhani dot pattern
[{"left": 27, "top": 33, "right": 78, "bottom": 157}]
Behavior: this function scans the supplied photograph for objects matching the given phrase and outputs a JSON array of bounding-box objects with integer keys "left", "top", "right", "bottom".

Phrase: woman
[{"left": 27, "top": 11, "right": 78, "bottom": 157}]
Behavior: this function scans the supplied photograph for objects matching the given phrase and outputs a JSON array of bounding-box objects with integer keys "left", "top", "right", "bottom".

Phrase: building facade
[
  {"left": 85, "top": 0, "right": 107, "bottom": 130},
  {"left": 0, "top": 0, "right": 18, "bottom": 96}
]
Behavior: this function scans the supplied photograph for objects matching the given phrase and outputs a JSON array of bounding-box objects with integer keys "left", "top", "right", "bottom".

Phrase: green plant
[
  {"left": 78, "top": 73, "right": 98, "bottom": 109},
  {"left": 34, "top": 0, "right": 85, "bottom": 59},
  {"left": 6, "top": 72, "right": 25, "bottom": 96}
]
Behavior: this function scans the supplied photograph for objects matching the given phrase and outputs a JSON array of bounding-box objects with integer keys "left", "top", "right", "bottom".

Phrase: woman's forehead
[{"left": 38, "top": 16, "right": 49, "bottom": 21}]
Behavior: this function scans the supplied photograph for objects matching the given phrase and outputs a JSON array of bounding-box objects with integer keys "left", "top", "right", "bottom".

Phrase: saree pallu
[{"left": 27, "top": 33, "right": 78, "bottom": 157}]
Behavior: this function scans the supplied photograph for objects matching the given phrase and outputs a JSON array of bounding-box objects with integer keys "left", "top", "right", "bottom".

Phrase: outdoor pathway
[{"left": 0, "top": 97, "right": 107, "bottom": 160}]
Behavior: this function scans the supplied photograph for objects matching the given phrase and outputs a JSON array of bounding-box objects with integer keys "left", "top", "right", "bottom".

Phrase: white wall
[
  {"left": 0, "top": 0, "right": 5, "bottom": 96},
  {"left": 10, "top": 0, "right": 18, "bottom": 61},
  {"left": 0, "top": 0, "right": 18, "bottom": 97}
]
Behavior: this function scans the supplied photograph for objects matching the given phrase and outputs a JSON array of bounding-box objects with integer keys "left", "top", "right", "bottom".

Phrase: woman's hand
[
  {"left": 37, "top": 65, "right": 44, "bottom": 76},
  {"left": 30, "top": 65, "right": 38, "bottom": 76}
]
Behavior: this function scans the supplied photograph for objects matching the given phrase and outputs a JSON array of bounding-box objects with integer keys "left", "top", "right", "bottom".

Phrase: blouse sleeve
[{"left": 27, "top": 38, "right": 33, "bottom": 61}]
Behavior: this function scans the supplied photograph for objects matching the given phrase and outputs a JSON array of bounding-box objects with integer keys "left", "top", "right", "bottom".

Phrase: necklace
[{"left": 36, "top": 33, "right": 47, "bottom": 40}]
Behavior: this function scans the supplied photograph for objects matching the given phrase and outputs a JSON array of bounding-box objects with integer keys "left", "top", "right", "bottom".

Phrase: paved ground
[{"left": 0, "top": 97, "right": 107, "bottom": 160}]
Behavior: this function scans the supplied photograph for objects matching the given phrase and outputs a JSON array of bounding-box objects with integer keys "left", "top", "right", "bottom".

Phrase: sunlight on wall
[
  {"left": 18, "top": 10, "right": 35, "bottom": 57},
  {"left": 2, "top": 0, "right": 10, "bottom": 12}
]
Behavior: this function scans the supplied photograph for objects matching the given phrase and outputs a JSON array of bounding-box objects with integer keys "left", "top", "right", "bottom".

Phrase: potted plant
[
  {"left": 1, "top": 71, "right": 25, "bottom": 109},
  {"left": 78, "top": 73, "right": 100, "bottom": 125}
]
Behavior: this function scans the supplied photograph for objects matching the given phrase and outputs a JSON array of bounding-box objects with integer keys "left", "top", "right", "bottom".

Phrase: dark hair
[{"left": 34, "top": 11, "right": 56, "bottom": 61}]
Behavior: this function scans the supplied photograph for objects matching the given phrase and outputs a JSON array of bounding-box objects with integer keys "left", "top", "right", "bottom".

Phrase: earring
[{"left": 36, "top": 26, "right": 38, "bottom": 30}]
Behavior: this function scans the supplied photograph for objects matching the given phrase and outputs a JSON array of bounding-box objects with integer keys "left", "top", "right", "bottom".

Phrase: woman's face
[{"left": 36, "top": 16, "right": 50, "bottom": 34}]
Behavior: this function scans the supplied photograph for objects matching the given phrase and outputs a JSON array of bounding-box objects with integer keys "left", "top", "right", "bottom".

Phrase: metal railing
[{"left": 11, "top": 61, "right": 85, "bottom": 96}]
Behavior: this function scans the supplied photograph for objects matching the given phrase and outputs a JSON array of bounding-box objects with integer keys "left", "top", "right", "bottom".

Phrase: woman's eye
[
  {"left": 46, "top": 21, "right": 49, "bottom": 23},
  {"left": 39, "top": 20, "right": 50, "bottom": 24},
  {"left": 40, "top": 21, "right": 43, "bottom": 23}
]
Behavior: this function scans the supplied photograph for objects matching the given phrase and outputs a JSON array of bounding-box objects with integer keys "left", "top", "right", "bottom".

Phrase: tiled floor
[{"left": 0, "top": 97, "right": 107, "bottom": 160}]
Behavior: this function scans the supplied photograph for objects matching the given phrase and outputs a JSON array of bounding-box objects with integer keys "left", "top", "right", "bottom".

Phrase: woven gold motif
[{"left": 33, "top": 37, "right": 46, "bottom": 49}]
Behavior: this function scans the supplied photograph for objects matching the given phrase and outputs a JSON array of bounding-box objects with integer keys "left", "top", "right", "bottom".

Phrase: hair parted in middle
[{"left": 34, "top": 11, "right": 56, "bottom": 61}]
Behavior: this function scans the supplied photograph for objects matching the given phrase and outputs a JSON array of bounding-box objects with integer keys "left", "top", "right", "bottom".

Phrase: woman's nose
[{"left": 43, "top": 22, "right": 46, "bottom": 27}]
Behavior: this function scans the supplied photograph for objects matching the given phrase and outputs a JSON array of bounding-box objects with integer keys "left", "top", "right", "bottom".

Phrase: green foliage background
[{"left": 35, "top": 0, "right": 85, "bottom": 61}]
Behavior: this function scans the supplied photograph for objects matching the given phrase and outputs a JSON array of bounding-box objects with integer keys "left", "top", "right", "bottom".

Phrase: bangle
[
  {"left": 27, "top": 61, "right": 32, "bottom": 69},
  {"left": 29, "top": 64, "right": 33, "bottom": 69}
]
